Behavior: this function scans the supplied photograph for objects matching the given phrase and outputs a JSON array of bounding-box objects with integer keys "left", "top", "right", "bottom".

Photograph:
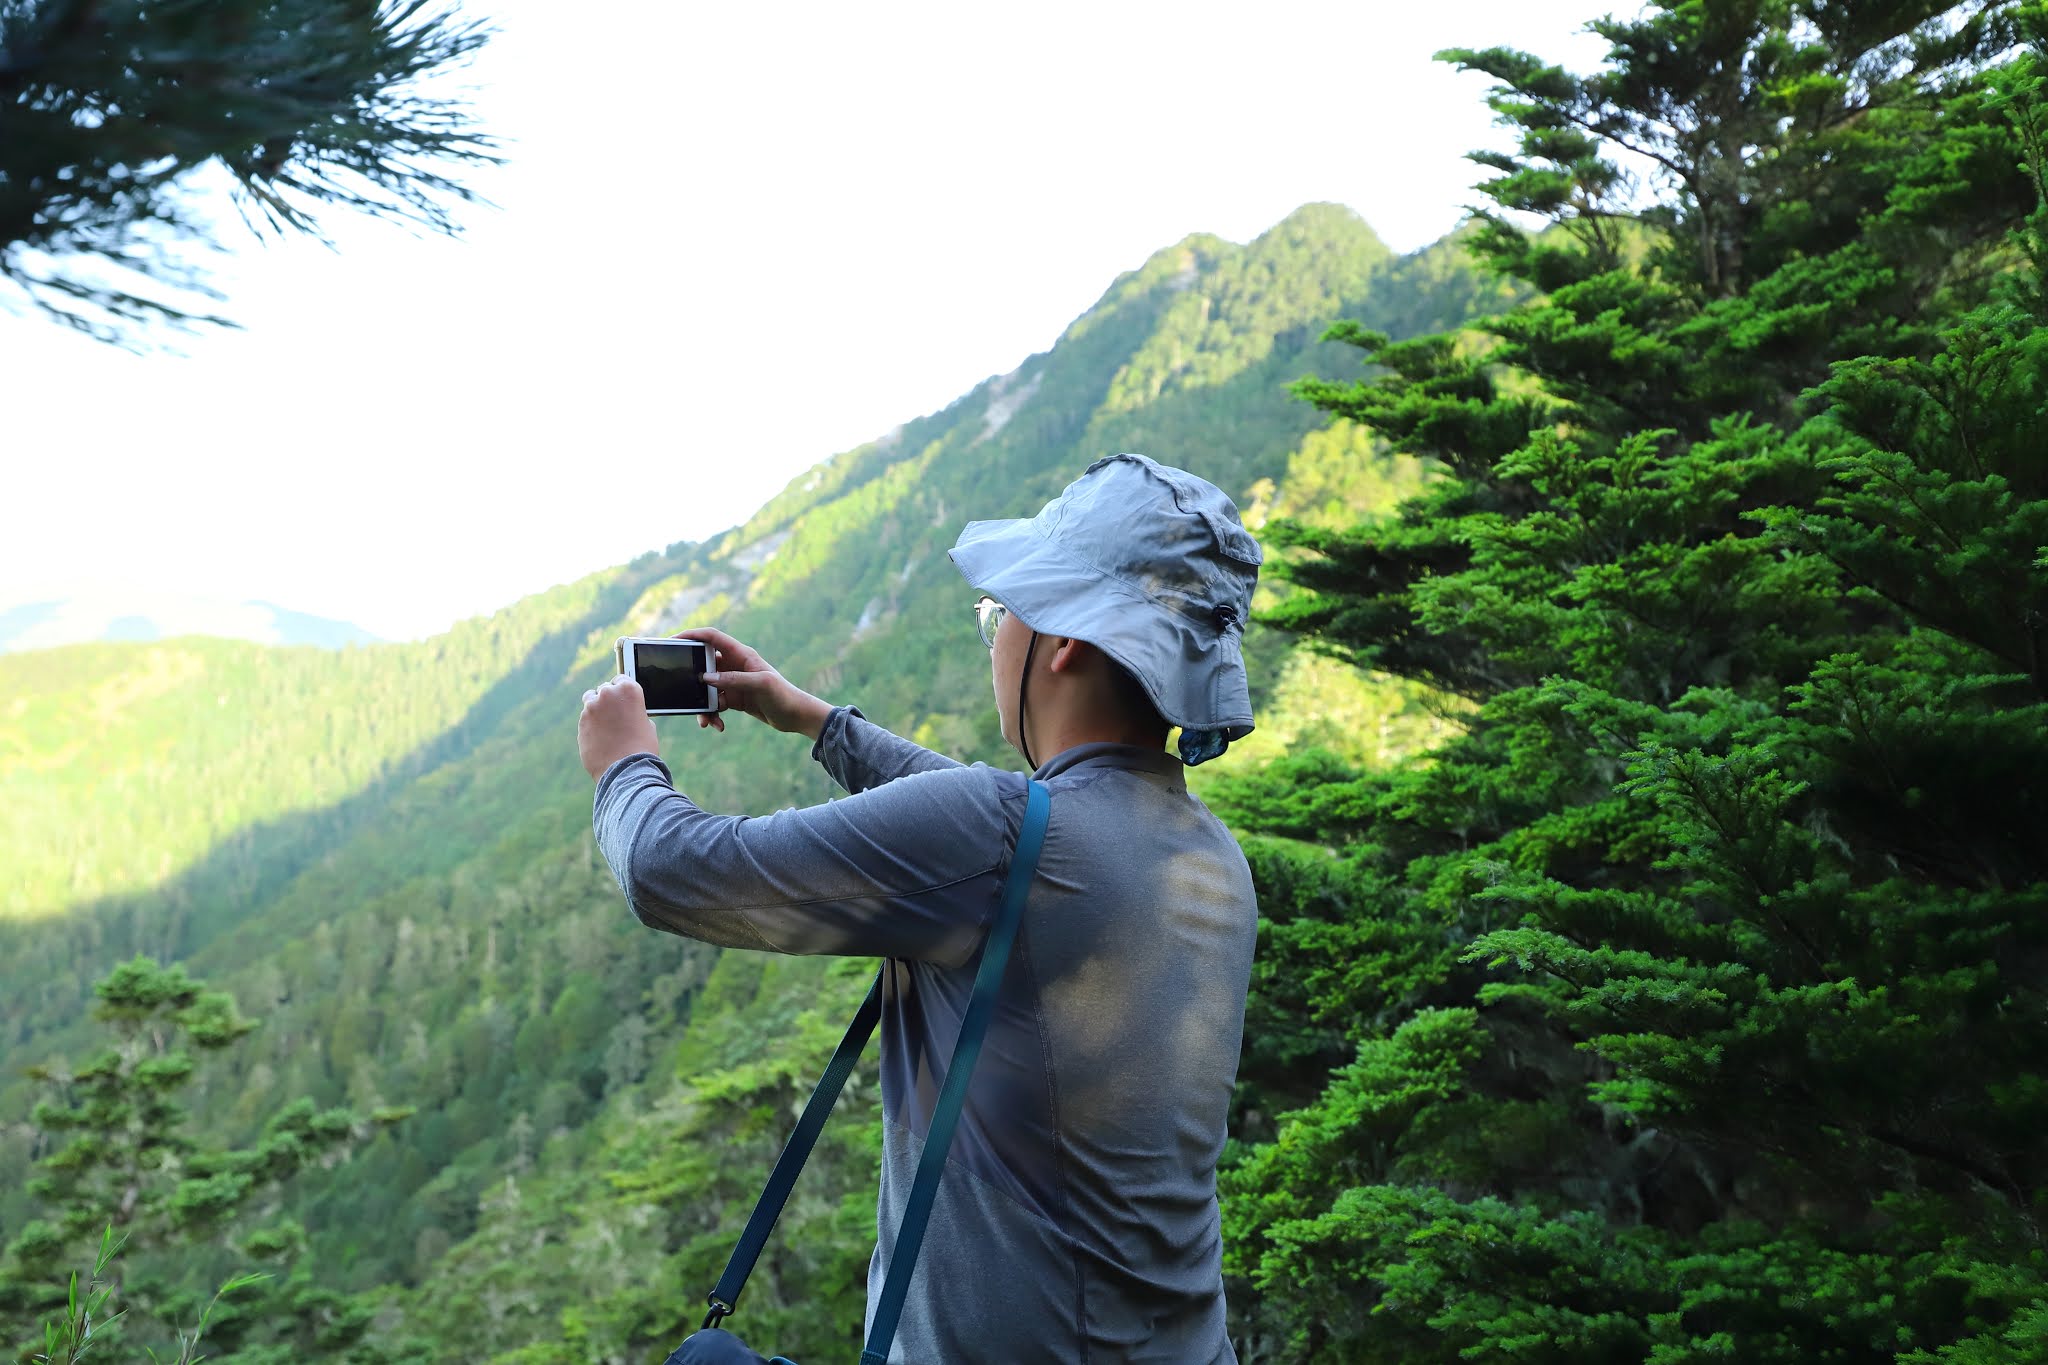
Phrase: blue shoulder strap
[
  {"left": 862, "top": 776, "right": 1049, "bottom": 1364},
  {"left": 699, "top": 779, "right": 1053, "bottom": 1365}
]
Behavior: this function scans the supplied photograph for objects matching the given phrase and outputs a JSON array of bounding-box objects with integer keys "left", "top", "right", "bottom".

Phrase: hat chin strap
[{"left": 1018, "top": 631, "right": 1040, "bottom": 771}]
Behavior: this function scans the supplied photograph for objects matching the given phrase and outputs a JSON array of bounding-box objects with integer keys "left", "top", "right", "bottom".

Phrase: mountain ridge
[
  {"left": 0, "top": 201, "right": 1511, "bottom": 1358},
  {"left": 0, "top": 589, "right": 381, "bottom": 654}
]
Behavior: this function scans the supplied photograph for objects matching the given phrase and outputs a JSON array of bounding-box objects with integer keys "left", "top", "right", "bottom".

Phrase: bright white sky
[{"left": 2, "top": 0, "right": 1616, "bottom": 643}]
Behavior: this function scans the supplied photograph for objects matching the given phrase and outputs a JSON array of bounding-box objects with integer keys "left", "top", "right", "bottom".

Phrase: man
[{"left": 578, "top": 453, "right": 1263, "bottom": 1363}]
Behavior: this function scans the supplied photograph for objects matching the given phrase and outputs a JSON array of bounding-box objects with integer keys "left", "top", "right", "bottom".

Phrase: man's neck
[{"left": 1023, "top": 716, "right": 1167, "bottom": 767}]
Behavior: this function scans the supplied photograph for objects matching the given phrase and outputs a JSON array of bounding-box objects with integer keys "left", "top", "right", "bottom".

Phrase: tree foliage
[
  {"left": 0, "top": 957, "right": 411, "bottom": 1362},
  {"left": 1221, "top": 4, "right": 2048, "bottom": 1359},
  {"left": 0, "top": 0, "right": 495, "bottom": 340}
]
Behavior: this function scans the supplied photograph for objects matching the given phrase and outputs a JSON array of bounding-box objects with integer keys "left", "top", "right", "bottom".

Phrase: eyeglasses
[{"left": 973, "top": 596, "right": 1008, "bottom": 650}]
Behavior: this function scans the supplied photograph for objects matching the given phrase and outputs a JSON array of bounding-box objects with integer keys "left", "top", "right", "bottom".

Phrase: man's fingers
[
  {"left": 704, "top": 667, "right": 760, "bottom": 690},
  {"left": 675, "top": 626, "right": 763, "bottom": 671},
  {"left": 584, "top": 677, "right": 645, "bottom": 712}
]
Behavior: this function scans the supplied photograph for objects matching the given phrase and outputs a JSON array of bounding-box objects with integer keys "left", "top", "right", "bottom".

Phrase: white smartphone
[{"left": 614, "top": 637, "right": 720, "bottom": 716}]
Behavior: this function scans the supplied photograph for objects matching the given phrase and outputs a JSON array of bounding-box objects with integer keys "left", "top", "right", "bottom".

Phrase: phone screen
[{"left": 633, "top": 640, "right": 712, "bottom": 712}]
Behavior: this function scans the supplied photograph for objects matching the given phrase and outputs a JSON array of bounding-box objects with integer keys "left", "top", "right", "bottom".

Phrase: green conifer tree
[
  {"left": 1218, "top": 4, "right": 2048, "bottom": 1359},
  {"left": 0, "top": 957, "right": 413, "bottom": 1362}
]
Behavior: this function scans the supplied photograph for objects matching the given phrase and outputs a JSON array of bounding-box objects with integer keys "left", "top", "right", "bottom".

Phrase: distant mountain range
[{"left": 0, "top": 588, "right": 380, "bottom": 653}]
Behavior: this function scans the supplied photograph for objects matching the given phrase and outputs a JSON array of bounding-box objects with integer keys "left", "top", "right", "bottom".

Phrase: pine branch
[{"left": 0, "top": 0, "right": 498, "bottom": 342}]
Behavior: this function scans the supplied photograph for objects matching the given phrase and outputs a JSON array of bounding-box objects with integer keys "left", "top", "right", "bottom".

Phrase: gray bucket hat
[{"left": 947, "top": 453, "right": 1264, "bottom": 765}]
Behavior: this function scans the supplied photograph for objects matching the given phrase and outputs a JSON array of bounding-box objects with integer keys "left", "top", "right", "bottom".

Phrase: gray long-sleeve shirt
[{"left": 592, "top": 706, "right": 1256, "bottom": 1363}]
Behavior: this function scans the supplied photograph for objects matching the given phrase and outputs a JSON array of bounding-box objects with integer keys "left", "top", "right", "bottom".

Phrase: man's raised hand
[
  {"left": 675, "top": 627, "right": 833, "bottom": 741},
  {"left": 579, "top": 675, "right": 659, "bottom": 781}
]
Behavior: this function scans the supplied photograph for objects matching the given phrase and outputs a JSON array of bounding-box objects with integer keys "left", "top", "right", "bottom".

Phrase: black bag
[{"left": 663, "top": 1328, "right": 788, "bottom": 1364}]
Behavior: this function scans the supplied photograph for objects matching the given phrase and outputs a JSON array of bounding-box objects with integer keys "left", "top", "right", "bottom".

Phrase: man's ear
[{"left": 1045, "top": 636, "right": 1088, "bottom": 674}]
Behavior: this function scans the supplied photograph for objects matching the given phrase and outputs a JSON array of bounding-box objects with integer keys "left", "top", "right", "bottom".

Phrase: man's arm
[
  {"left": 668, "top": 625, "right": 967, "bottom": 793},
  {"left": 592, "top": 751, "right": 1025, "bottom": 967},
  {"left": 810, "top": 704, "right": 964, "bottom": 794}
]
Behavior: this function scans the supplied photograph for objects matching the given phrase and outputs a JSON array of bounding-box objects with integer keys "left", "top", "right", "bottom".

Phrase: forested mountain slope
[
  {"left": 0, "top": 203, "right": 1507, "bottom": 1353},
  {"left": 11, "top": 3, "right": 2045, "bottom": 1357}
]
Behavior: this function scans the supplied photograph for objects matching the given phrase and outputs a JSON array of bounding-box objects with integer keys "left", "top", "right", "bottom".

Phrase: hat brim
[{"left": 948, "top": 516, "right": 1255, "bottom": 738}]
